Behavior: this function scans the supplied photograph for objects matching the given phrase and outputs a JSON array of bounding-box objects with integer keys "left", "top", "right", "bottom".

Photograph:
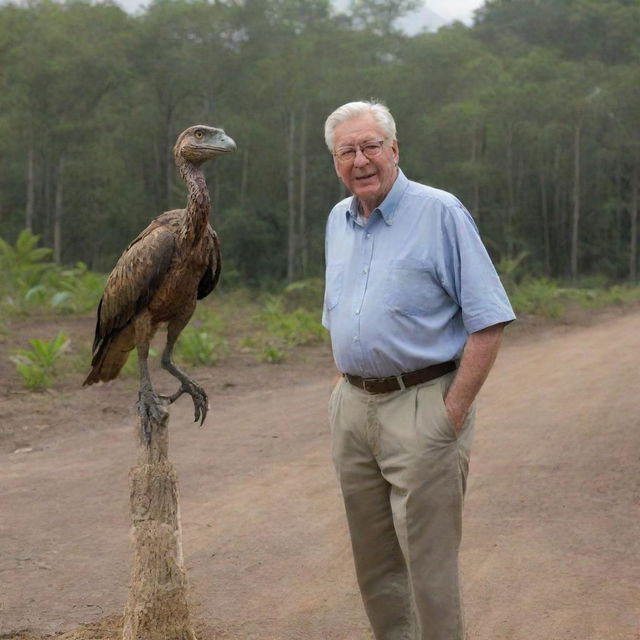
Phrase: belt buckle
[{"left": 362, "top": 378, "right": 375, "bottom": 392}]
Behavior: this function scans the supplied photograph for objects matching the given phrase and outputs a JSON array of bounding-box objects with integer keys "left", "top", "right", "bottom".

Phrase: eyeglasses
[{"left": 333, "top": 140, "right": 386, "bottom": 164}]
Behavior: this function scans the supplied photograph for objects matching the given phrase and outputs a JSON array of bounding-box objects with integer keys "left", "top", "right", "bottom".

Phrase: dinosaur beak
[{"left": 209, "top": 131, "right": 236, "bottom": 155}]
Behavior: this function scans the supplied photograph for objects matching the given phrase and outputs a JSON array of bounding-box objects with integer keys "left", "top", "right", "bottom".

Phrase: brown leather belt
[{"left": 344, "top": 361, "right": 457, "bottom": 394}]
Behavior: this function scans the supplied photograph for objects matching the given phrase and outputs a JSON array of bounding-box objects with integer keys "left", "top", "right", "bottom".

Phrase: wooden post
[{"left": 122, "top": 405, "right": 196, "bottom": 640}]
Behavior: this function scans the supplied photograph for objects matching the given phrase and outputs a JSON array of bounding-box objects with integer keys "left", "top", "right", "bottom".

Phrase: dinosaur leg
[
  {"left": 161, "top": 325, "right": 209, "bottom": 426},
  {"left": 136, "top": 340, "right": 167, "bottom": 442}
]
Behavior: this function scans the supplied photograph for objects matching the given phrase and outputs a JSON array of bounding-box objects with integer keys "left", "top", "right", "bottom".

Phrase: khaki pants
[{"left": 328, "top": 372, "right": 475, "bottom": 640}]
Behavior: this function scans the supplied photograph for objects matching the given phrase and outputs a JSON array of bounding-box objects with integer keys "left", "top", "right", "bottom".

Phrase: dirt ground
[{"left": 1, "top": 307, "right": 639, "bottom": 640}]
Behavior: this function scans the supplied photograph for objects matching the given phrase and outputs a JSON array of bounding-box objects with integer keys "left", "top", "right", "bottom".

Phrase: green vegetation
[
  {"left": 232, "top": 292, "right": 327, "bottom": 364},
  {"left": 6, "top": 0, "right": 640, "bottom": 400},
  {"left": 3, "top": 269, "right": 639, "bottom": 391},
  {"left": 0, "top": 229, "right": 52, "bottom": 289},
  {"left": 176, "top": 327, "right": 229, "bottom": 367},
  {"left": 259, "top": 343, "right": 289, "bottom": 364},
  {"left": 509, "top": 279, "right": 565, "bottom": 319},
  {"left": 10, "top": 332, "right": 69, "bottom": 391},
  {"left": 0, "top": 0, "right": 638, "bottom": 286},
  {"left": 508, "top": 278, "right": 640, "bottom": 320},
  {"left": 0, "top": 230, "right": 105, "bottom": 316},
  {"left": 499, "top": 252, "right": 640, "bottom": 319},
  {"left": 0, "top": 229, "right": 53, "bottom": 314},
  {"left": 256, "top": 296, "right": 325, "bottom": 347}
]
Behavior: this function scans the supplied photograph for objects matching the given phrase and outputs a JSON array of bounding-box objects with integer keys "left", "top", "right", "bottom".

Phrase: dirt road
[{"left": 1, "top": 311, "right": 639, "bottom": 640}]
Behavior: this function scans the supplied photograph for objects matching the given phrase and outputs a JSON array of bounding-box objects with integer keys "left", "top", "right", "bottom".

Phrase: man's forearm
[{"left": 444, "top": 323, "right": 506, "bottom": 431}]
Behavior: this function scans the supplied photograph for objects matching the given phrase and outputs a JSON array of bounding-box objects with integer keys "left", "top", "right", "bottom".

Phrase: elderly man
[{"left": 322, "top": 100, "right": 515, "bottom": 640}]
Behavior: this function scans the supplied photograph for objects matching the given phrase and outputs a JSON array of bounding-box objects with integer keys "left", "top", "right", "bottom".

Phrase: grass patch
[
  {"left": 175, "top": 327, "right": 229, "bottom": 367},
  {"left": 259, "top": 342, "right": 288, "bottom": 364},
  {"left": 509, "top": 278, "right": 640, "bottom": 319},
  {"left": 239, "top": 290, "right": 326, "bottom": 364}
]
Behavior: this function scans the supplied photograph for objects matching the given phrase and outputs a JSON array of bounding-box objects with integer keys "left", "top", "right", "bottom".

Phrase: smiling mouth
[{"left": 355, "top": 173, "right": 376, "bottom": 181}]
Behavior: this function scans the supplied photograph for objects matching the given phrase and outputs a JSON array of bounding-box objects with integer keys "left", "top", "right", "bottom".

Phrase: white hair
[{"left": 324, "top": 100, "right": 397, "bottom": 151}]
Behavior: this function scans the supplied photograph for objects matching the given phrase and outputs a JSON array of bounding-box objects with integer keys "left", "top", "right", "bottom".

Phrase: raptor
[{"left": 84, "top": 125, "right": 236, "bottom": 439}]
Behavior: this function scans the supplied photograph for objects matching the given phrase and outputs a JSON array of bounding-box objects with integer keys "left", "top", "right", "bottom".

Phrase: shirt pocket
[
  {"left": 324, "top": 262, "right": 344, "bottom": 311},
  {"left": 383, "top": 258, "right": 442, "bottom": 316}
]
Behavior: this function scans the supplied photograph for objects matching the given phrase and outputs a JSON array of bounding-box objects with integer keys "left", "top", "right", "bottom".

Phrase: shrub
[
  {"left": 45, "top": 263, "right": 107, "bottom": 314},
  {"left": 0, "top": 229, "right": 53, "bottom": 292},
  {"left": 508, "top": 277, "right": 640, "bottom": 320},
  {"left": 10, "top": 332, "right": 69, "bottom": 391},
  {"left": 256, "top": 295, "right": 325, "bottom": 346},
  {"left": 191, "top": 303, "right": 226, "bottom": 334},
  {"left": 260, "top": 342, "right": 287, "bottom": 364},
  {"left": 558, "top": 284, "right": 640, "bottom": 309},
  {"left": 175, "top": 327, "right": 229, "bottom": 366},
  {"left": 0, "top": 230, "right": 108, "bottom": 317},
  {"left": 510, "top": 278, "right": 564, "bottom": 319}
]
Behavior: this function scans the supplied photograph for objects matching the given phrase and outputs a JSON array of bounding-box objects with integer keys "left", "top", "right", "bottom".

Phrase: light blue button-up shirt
[{"left": 322, "top": 170, "right": 515, "bottom": 378}]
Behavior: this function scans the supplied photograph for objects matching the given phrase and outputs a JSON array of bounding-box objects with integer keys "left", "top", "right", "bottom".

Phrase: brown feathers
[
  {"left": 84, "top": 126, "right": 233, "bottom": 388},
  {"left": 84, "top": 212, "right": 220, "bottom": 385}
]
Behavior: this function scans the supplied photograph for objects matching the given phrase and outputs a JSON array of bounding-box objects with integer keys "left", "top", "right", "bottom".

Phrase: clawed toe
[
  {"left": 192, "top": 391, "right": 208, "bottom": 426},
  {"left": 185, "top": 382, "right": 208, "bottom": 425},
  {"left": 164, "top": 380, "right": 208, "bottom": 426}
]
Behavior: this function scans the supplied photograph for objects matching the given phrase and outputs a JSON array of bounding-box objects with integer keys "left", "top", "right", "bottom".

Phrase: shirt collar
[{"left": 346, "top": 169, "right": 409, "bottom": 227}]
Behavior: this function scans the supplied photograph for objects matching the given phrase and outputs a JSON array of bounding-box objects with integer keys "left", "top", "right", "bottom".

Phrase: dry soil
[{"left": 1, "top": 309, "right": 639, "bottom": 640}]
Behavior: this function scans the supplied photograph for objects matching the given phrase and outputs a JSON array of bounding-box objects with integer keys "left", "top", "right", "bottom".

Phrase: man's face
[{"left": 332, "top": 114, "right": 399, "bottom": 212}]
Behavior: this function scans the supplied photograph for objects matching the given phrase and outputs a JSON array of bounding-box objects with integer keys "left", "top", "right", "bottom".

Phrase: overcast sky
[
  {"left": 425, "top": 0, "right": 484, "bottom": 24},
  {"left": 115, "top": 0, "right": 486, "bottom": 26}
]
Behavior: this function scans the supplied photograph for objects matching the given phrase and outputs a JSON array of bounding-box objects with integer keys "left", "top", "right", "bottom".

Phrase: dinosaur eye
[{"left": 195, "top": 130, "right": 204, "bottom": 139}]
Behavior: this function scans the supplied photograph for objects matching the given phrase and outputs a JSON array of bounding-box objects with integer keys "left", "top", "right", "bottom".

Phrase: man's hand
[
  {"left": 444, "top": 323, "right": 507, "bottom": 433},
  {"left": 444, "top": 395, "right": 468, "bottom": 433}
]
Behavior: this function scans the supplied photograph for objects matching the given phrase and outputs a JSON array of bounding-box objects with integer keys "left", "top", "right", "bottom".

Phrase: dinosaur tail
[{"left": 83, "top": 327, "right": 135, "bottom": 385}]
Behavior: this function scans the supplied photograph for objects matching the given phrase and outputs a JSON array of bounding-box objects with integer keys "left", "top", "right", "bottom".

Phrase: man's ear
[{"left": 392, "top": 139, "right": 399, "bottom": 165}]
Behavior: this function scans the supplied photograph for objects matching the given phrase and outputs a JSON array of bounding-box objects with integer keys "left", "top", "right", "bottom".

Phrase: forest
[{"left": 0, "top": 0, "right": 639, "bottom": 288}]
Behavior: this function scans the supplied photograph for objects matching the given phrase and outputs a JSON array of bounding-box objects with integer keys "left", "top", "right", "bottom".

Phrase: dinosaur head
[{"left": 174, "top": 125, "right": 236, "bottom": 164}]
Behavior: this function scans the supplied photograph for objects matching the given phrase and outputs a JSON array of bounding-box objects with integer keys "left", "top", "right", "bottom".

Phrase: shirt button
[
  {"left": 363, "top": 267, "right": 368, "bottom": 274},
  {"left": 366, "top": 233, "right": 371, "bottom": 239},
  {"left": 353, "top": 336, "right": 359, "bottom": 342},
  {"left": 355, "top": 309, "right": 360, "bottom": 315}
]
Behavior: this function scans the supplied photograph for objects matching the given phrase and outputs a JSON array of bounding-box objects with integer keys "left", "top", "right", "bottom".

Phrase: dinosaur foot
[
  {"left": 137, "top": 387, "right": 169, "bottom": 443},
  {"left": 161, "top": 379, "right": 208, "bottom": 426}
]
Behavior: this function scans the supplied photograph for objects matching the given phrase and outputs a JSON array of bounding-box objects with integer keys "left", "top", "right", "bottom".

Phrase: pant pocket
[
  {"left": 414, "top": 378, "right": 458, "bottom": 446},
  {"left": 328, "top": 376, "right": 343, "bottom": 432}
]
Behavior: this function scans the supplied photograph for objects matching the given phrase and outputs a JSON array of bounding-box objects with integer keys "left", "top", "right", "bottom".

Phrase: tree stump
[{"left": 122, "top": 406, "right": 196, "bottom": 640}]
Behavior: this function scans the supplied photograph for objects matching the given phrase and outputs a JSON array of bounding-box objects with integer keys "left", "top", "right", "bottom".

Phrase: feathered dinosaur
[{"left": 84, "top": 125, "right": 236, "bottom": 438}]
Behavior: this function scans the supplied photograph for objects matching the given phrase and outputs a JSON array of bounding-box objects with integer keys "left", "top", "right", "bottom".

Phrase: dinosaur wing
[
  {"left": 196, "top": 225, "right": 221, "bottom": 300},
  {"left": 92, "top": 223, "right": 175, "bottom": 354}
]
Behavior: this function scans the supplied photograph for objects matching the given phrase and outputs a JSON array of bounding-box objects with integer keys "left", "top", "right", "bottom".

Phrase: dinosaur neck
[{"left": 177, "top": 158, "right": 211, "bottom": 239}]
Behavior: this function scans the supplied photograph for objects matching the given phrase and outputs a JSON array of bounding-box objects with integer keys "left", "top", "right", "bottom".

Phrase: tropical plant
[
  {"left": 0, "top": 229, "right": 53, "bottom": 290},
  {"left": 9, "top": 332, "right": 69, "bottom": 391},
  {"left": 44, "top": 263, "right": 107, "bottom": 313},
  {"left": 0, "top": 230, "right": 54, "bottom": 314}
]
